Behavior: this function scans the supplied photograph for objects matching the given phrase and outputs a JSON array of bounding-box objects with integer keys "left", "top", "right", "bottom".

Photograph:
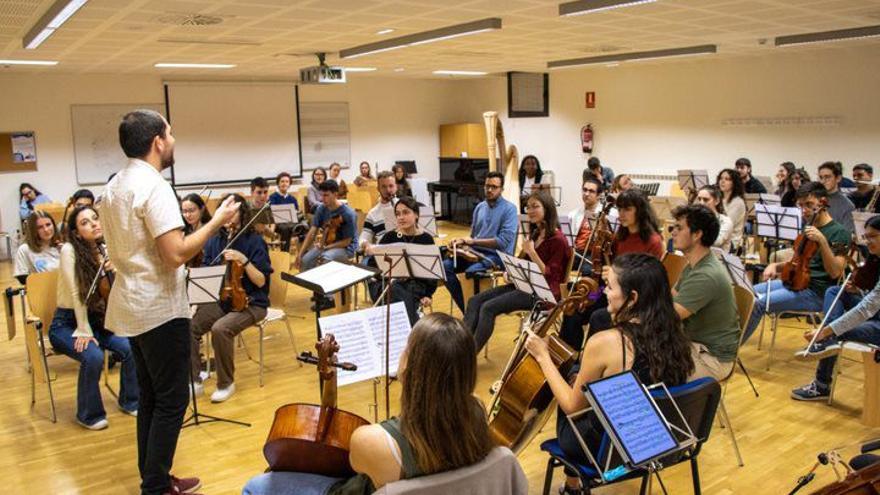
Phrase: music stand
[
  {"left": 676, "top": 169, "right": 709, "bottom": 199},
  {"left": 754, "top": 204, "right": 801, "bottom": 261},
  {"left": 518, "top": 215, "right": 532, "bottom": 243},
  {"left": 183, "top": 266, "right": 251, "bottom": 428},
  {"left": 498, "top": 251, "right": 556, "bottom": 304},
  {"left": 418, "top": 213, "right": 439, "bottom": 238},
  {"left": 371, "top": 242, "right": 445, "bottom": 418},
  {"left": 270, "top": 204, "right": 298, "bottom": 224},
  {"left": 559, "top": 217, "right": 577, "bottom": 248}
]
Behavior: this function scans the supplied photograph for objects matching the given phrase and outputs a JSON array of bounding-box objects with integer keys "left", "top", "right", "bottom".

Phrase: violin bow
[
  {"left": 209, "top": 202, "right": 271, "bottom": 265},
  {"left": 85, "top": 242, "right": 110, "bottom": 303}
]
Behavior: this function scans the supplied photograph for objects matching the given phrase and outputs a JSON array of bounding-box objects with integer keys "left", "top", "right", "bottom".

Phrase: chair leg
[
  {"left": 103, "top": 353, "right": 118, "bottom": 400},
  {"left": 767, "top": 314, "right": 779, "bottom": 371},
  {"left": 737, "top": 358, "right": 760, "bottom": 397},
  {"left": 239, "top": 334, "right": 255, "bottom": 362},
  {"left": 542, "top": 458, "right": 555, "bottom": 495},
  {"left": 639, "top": 473, "right": 650, "bottom": 495},
  {"left": 718, "top": 398, "right": 744, "bottom": 467},
  {"left": 827, "top": 350, "right": 843, "bottom": 406},
  {"left": 259, "top": 325, "right": 264, "bottom": 387},
  {"left": 757, "top": 312, "right": 766, "bottom": 351},
  {"left": 284, "top": 318, "right": 301, "bottom": 367},
  {"left": 691, "top": 457, "right": 701, "bottom": 495},
  {"left": 36, "top": 327, "right": 57, "bottom": 423}
]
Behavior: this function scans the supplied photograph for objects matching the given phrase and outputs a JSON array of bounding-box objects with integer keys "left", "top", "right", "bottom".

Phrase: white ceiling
[{"left": 2, "top": 0, "right": 880, "bottom": 78}]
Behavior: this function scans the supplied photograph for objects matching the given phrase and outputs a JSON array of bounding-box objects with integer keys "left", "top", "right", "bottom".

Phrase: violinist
[
  {"left": 47, "top": 205, "right": 139, "bottom": 430},
  {"left": 523, "top": 254, "right": 693, "bottom": 495},
  {"left": 558, "top": 189, "right": 663, "bottom": 350},
  {"left": 190, "top": 193, "right": 272, "bottom": 403},
  {"left": 792, "top": 214, "right": 880, "bottom": 401},
  {"left": 463, "top": 192, "right": 569, "bottom": 353},
  {"left": 14, "top": 210, "right": 62, "bottom": 284},
  {"left": 242, "top": 313, "right": 498, "bottom": 495},
  {"left": 567, "top": 177, "right": 603, "bottom": 276},
  {"left": 294, "top": 179, "right": 358, "bottom": 310},
  {"left": 180, "top": 193, "right": 212, "bottom": 267},
  {"left": 748, "top": 182, "right": 851, "bottom": 341}
]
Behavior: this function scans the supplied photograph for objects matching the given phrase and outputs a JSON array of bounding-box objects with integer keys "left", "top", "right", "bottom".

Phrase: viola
[
  {"left": 218, "top": 229, "right": 249, "bottom": 313},
  {"left": 487, "top": 279, "right": 596, "bottom": 453},
  {"left": 323, "top": 214, "right": 344, "bottom": 245},
  {"left": 263, "top": 335, "right": 370, "bottom": 477},
  {"left": 780, "top": 207, "right": 824, "bottom": 291}
]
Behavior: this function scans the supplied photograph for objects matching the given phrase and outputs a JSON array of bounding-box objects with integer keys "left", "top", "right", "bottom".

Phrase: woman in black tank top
[{"left": 524, "top": 254, "right": 695, "bottom": 495}]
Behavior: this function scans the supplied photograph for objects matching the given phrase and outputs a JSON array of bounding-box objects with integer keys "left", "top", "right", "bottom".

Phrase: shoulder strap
[{"left": 380, "top": 418, "right": 423, "bottom": 478}]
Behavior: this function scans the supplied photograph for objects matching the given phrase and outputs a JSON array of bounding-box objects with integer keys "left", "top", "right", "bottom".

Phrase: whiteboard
[
  {"left": 71, "top": 103, "right": 169, "bottom": 185},
  {"left": 166, "top": 81, "right": 300, "bottom": 185},
  {"left": 300, "top": 102, "right": 350, "bottom": 171}
]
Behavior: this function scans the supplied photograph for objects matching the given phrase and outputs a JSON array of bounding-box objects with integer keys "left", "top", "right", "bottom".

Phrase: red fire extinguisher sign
[{"left": 585, "top": 92, "right": 596, "bottom": 108}]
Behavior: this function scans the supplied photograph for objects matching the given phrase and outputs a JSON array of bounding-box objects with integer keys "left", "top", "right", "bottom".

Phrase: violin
[
  {"left": 263, "top": 335, "right": 370, "bottom": 477},
  {"left": 218, "top": 228, "right": 249, "bottom": 313},
  {"left": 323, "top": 214, "right": 344, "bottom": 245},
  {"left": 847, "top": 245, "right": 880, "bottom": 293},
  {"left": 487, "top": 279, "right": 596, "bottom": 453},
  {"left": 780, "top": 206, "right": 824, "bottom": 291}
]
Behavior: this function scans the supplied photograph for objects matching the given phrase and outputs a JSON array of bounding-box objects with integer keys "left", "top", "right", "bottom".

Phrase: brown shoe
[{"left": 171, "top": 475, "right": 202, "bottom": 494}]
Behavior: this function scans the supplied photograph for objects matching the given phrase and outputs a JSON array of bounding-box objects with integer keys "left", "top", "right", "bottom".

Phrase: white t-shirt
[{"left": 14, "top": 243, "right": 60, "bottom": 278}]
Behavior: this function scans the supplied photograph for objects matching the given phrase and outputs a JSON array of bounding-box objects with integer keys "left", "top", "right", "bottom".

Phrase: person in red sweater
[{"left": 463, "top": 192, "right": 570, "bottom": 353}]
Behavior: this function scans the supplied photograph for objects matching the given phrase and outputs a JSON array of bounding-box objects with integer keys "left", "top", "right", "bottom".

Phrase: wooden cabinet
[{"left": 439, "top": 123, "right": 488, "bottom": 159}]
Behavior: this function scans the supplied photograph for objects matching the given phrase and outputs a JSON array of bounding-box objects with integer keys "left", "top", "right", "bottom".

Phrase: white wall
[
  {"left": 0, "top": 73, "right": 465, "bottom": 256},
  {"left": 455, "top": 45, "right": 880, "bottom": 214}
]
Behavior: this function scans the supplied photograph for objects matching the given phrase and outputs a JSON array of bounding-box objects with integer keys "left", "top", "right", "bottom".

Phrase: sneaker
[
  {"left": 171, "top": 475, "right": 202, "bottom": 494},
  {"left": 190, "top": 381, "right": 204, "bottom": 399},
  {"left": 198, "top": 370, "right": 209, "bottom": 381},
  {"left": 211, "top": 383, "right": 236, "bottom": 403},
  {"left": 118, "top": 405, "right": 138, "bottom": 417},
  {"left": 77, "top": 418, "right": 109, "bottom": 430},
  {"left": 791, "top": 381, "right": 830, "bottom": 401},
  {"left": 795, "top": 339, "right": 841, "bottom": 359}
]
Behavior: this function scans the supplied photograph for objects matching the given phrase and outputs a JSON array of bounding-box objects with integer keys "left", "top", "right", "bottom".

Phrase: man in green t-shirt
[
  {"left": 747, "top": 181, "right": 850, "bottom": 341},
  {"left": 671, "top": 204, "right": 741, "bottom": 381}
]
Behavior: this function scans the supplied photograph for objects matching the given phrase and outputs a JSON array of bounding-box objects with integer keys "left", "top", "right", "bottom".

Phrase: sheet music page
[
  {"left": 270, "top": 204, "right": 298, "bottom": 223},
  {"left": 366, "top": 302, "right": 412, "bottom": 377},
  {"left": 711, "top": 247, "right": 754, "bottom": 293},
  {"left": 418, "top": 213, "right": 438, "bottom": 237},
  {"left": 295, "top": 261, "right": 375, "bottom": 293},
  {"left": 186, "top": 265, "right": 227, "bottom": 305},
  {"left": 370, "top": 243, "right": 445, "bottom": 280},
  {"left": 518, "top": 214, "right": 531, "bottom": 241},
  {"left": 319, "top": 311, "right": 381, "bottom": 387},
  {"left": 755, "top": 204, "right": 802, "bottom": 241},
  {"left": 559, "top": 217, "right": 576, "bottom": 246}
]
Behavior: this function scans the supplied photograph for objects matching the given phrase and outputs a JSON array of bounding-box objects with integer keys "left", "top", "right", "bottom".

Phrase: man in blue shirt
[
  {"left": 443, "top": 171, "right": 518, "bottom": 313},
  {"left": 295, "top": 179, "right": 358, "bottom": 271}
]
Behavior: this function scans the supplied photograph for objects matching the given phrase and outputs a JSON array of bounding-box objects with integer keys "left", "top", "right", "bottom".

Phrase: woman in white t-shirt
[
  {"left": 14, "top": 210, "right": 62, "bottom": 284},
  {"left": 518, "top": 155, "right": 551, "bottom": 212},
  {"left": 717, "top": 168, "right": 747, "bottom": 251},
  {"left": 696, "top": 185, "right": 734, "bottom": 252}
]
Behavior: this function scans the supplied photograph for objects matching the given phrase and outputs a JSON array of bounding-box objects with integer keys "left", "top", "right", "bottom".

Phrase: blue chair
[{"left": 540, "top": 377, "right": 722, "bottom": 495}]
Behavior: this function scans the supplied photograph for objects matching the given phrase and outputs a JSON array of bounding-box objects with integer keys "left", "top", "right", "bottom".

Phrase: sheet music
[
  {"left": 498, "top": 251, "right": 556, "bottom": 303},
  {"left": 853, "top": 211, "right": 878, "bottom": 246},
  {"left": 712, "top": 247, "right": 754, "bottom": 294},
  {"left": 271, "top": 204, "right": 298, "bottom": 223},
  {"left": 755, "top": 204, "right": 802, "bottom": 241},
  {"left": 186, "top": 265, "right": 226, "bottom": 305},
  {"left": 518, "top": 214, "right": 531, "bottom": 242},
  {"left": 370, "top": 243, "right": 446, "bottom": 281},
  {"left": 676, "top": 169, "right": 709, "bottom": 192},
  {"left": 295, "top": 260, "right": 376, "bottom": 293},
  {"left": 419, "top": 213, "right": 438, "bottom": 237},
  {"left": 587, "top": 372, "right": 678, "bottom": 466},
  {"left": 559, "top": 217, "right": 576, "bottom": 246},
  {"left": 319, "top": 302, "right": 412, "bottom": 387}
]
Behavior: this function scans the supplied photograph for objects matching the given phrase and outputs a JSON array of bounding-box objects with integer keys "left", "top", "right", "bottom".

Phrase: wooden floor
[{"left": 2, "top": 222, "right": 878, "bottom": 494}]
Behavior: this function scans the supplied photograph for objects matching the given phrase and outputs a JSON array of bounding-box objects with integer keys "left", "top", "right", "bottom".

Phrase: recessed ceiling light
[
  {"left": 0, "top": 59, "right": 59, "bottom": 66},
  {"left": 548, "top": 44, "right": 716, "bottom": 68},
  {"left": 24, "top": 0, "right": 89, "bottom": 49},
  {"left": 433, "top": 70, "right": 487, "bottom": 76},
  {"left": 559, "top": 0, "right": 657, "bottom": 17},
  {"left": 344, "top": 67, "right": 377, "bottom": 72},
  {"left": 341, "top": 18, "right": 502, "bottom": 59},
  {"left": 154, "top": 63, "right": 236, "bottom": 69},
  {"left": 775, "top": 24, "right": 880, "bottom": 47},
  {"left": 376, "top": 28, "right": 395, "bottom": 35}
]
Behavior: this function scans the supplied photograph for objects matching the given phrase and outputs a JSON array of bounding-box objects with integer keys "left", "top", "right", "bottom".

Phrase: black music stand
[
  {"left": 498, "top": 251, "right": 556, "bottom": 304},
  {"left": 183, "top": 266, "right": 251, "bottom": 428},
  {"left": 676, "top": 169, "right": 709, "bottom": 200},
  {"left": 754, "top": 204, "right": 801, "bottom": 262}
]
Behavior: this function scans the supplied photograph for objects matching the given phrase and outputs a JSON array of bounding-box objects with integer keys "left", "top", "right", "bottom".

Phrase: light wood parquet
[{"left": 1, "top": 222, "right": 878, "bottom": 494}]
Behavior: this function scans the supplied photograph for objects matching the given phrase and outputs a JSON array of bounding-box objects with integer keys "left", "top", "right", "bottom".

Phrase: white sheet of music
[
  {"left": 186, "top": 265, "right": 227, "bottom": 305},
  {"left": 370, "top": 243, "right": 446, "bottom": 281},
  {"left": 319, "top": 302, "right": 412, "bottom": 387},
  {"left": 419, "top": 213, "right": 438, "bottom": 237},
  {"left": 270, "top": 204, "right": 298, "bottom": 223},
  {"left": 295, "top": 260, "right": 375, "bottom": 293},
  {"left": 755, "top": 204, "right": 802, "bottom": 241}
]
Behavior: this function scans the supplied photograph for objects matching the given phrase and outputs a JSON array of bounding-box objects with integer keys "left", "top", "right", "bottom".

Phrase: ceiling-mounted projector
[{"left": 300, "top": 52, "right": 346, "bottom": 84}]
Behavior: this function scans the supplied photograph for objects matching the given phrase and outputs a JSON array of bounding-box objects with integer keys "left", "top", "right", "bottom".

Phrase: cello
[
  {"left": 487, "top": 279, "right": 595, "bottom": 453},
  {"left": 263, "top": 335, "right": 370, "bottom": 477}
]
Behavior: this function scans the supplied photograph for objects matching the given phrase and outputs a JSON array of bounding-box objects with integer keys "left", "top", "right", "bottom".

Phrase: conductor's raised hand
[{"left": 212, "top": 196, "right": 240, "bottom": 227}]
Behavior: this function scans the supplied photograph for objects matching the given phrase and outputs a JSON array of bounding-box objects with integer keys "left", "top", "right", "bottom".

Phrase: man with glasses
[
  {"left": 443, "top": 171, "right": 518, "bottom": 313},
  {"left": 568, "top": 177, "right": 604, "bottom": 275},
  {"left": 847, "top": 163, "right": 876, "bottom": 212},
  {"left": 817, "top": 161, "right": 855, "bottom": 234}
]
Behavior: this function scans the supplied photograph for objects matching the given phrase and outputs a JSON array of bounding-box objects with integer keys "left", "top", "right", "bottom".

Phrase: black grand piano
[{"left": 428, "top": 158, "right": 489, "bottom": 224}]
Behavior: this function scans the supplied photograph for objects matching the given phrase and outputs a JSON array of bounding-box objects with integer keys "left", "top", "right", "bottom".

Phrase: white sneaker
[
  {"left": 190, "top": 381, "right": 204, "bottom": 399},
  {"left": 77, "top": 418, "right": 109, "bottom": 430},
  {"left": 118, "top": 405, "right": 138, "bottom": 417},
  {"left": 211, "top": 383, "right": 236, "bottom": 403},
  {"left": 198, "top": 370, "right": 209, "bottom": 381}
]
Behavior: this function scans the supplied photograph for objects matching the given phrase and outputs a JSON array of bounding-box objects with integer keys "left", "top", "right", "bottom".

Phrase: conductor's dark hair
[
  {"left": 119, "top": 109, "right": 167, "bottom": 159},
  {"left": 672, "top": 204, "right": 720, "bottom": 247}
]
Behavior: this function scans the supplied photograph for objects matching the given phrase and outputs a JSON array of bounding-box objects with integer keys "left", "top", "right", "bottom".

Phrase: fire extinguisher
[{"left": 581, "top": 124, "right": 594, "bottom": 154}]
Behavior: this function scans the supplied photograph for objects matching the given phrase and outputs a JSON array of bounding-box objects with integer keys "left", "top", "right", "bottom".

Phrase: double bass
[
  {"left": 488, "top": 279, "right": 595, "bottom": 453},
  {"left": 263, "top": 335, "right": 370, "bottom": 477}
]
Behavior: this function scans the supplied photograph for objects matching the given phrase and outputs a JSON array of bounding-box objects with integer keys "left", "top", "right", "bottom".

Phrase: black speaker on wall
[{"left": 507, "top": 71, "right": 549, "bottom": 118}]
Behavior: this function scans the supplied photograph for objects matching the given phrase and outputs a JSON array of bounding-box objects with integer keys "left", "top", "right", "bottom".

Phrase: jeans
[
  {"left": 131, "top": 318, "right": 192, "bottom": 495},
  {"left": 815, "top": 320, "right": 880, "bottom": 385},
  {"left": 745, "top": 280, "right": 824, "bottom": 343},
  {"left": 442, "top": 253, "right": 503, "bottom": 313},
  {"left": 243, "top": 472, "right": 341, "bottom": 495},
  {"left": 301, "top": 247, "right": 351, "bottom": 271},
  {"left": 48, "top": 308, "right": 139, "bottom": 425},
  {"left": 822, "top": 285, "right": 880, "bottom": 323},
  {"left": 464, "top": 284, "right": 535, "bottom": 352}
]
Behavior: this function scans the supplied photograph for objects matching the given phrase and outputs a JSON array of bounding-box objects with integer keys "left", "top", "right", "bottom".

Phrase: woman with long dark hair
[
  {"left": 716, "top": 168, "right": 746, "bottom": 250},
  {"left": 463, "top": 192, "right": 570, "bottom": 352},
  {"left": 525, "top": 254, "right": 694, "bottom": 495},
  {"left": 783, "top": 168, "right": 810, "bottom": 208},
  {"left": 695, "top": 185, "right": 733, "bottom": 252},
  {"left": 518, "top": 155, "right": 550, "bottom": 212},
  {"left": 48, "top": 205, "right": 139, "bottom": 430},
  {"left": 190, "top": 193, "right": 272, "bottom": 403},
  {"left": 14, "top": 210, "right": 62, "bottom": 284},
  {"left": 353, "top": 161, "right": 374, "bottom": 187},
  {"left": 180, "top": 193, "right": 212, "bottom": 235},
  {"left": 328, "top": 162, "right": 349, "bottom": 199},
  {"left": 60, "top": 189, "right": 95, "bottom": 236},
  {"left": 392, "top": 163, "right": 412, "bottom": 199},
  {"left": 19, "top": 182, "right": 52, "bottom": 220},
  {"left": 242, "top": 313, "right": 496, "bottom": 495},
  {"left": 774, "top": 161, "right": 797, "bottom": 199}
]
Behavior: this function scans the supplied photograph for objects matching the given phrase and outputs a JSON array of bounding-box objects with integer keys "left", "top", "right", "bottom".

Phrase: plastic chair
[
  {"left": 253, "top": 250, "right": 301, "bottom": 387},
  {"left": 540, "top": 377, "right": 722, "bottom": 495},
  {"left": 24, "top": 271, "right": 59, "bottom": 422}
]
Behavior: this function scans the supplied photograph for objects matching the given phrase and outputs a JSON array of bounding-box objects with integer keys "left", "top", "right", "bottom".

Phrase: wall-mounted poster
[{"left": 11, "top": 132, "right": 37, "bottom": 163}]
